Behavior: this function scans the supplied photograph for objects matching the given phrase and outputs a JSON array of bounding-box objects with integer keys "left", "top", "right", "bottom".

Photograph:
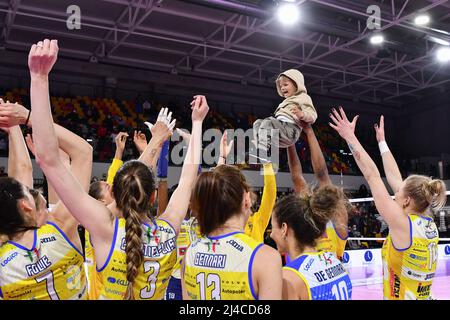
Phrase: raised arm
[
  {"left": 302, "top": 123, "right": 333, "bottom": 186},
  {"left": 6, "top": 125, "right": 33, "bottom": 188},
  {"left": 141, "top": 108, "right": 176, "bottom": 172},
  {"left": 287, "top": 145, "right": 308, "bottom": 194},
  {"left": 329, "top": 107, "right": 409, "bottom": 248},
  {"left": 30, "top": 39, "right": 113, "bottom": 243},
  {"left": 375, "top": 115, "right": 403, "bottom": 193},
  {"left": 47, "top": 150, "right": 70, "bottom": 206},
  {"left": 25, "top": 134, "right": 72, "bottom": 206},
  {"left": 303, "top": 122, "right": 347, "bottom": 238},
  {"left": 47, "top": 123, "right": 93, "bottom": 233},
  {"left": 0, "top": 100, "right": 33, "bottom": 188},
  {"left": 248, "top": 163, "right": 276, "bottom": 243},
  {"left": 106, "top": 132, "right": 127, "bottom": 185},
  {"left": 133, "top": 130, "right": 148, "bottom": 156},
  {"left": 160, "top": 95, "right": 208, "bottom": 233},
  {"left": 217, "top": 130, "right": 233, "bottom": 166}
]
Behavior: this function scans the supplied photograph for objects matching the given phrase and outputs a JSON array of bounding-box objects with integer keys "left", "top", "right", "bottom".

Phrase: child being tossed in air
[{"left": 253, "top": 69, "right": 317, "bottom": 159}]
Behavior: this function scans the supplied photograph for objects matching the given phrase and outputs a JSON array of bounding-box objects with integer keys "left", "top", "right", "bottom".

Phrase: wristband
[{"left": 378, "top": 141, "right": 389, "bottom": 155}]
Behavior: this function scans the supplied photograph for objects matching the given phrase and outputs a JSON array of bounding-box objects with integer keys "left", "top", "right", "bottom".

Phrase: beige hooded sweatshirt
[{"left": 274, "top": 69, "right": 317, "bottom": 124}]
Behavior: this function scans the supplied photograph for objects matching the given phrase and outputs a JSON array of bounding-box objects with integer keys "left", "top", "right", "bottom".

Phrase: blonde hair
[{"left": 403, "top": 175, "right": 447, "bottom": 213}]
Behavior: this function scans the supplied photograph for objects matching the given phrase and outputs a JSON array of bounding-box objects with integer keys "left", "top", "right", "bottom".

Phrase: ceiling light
[
  {"left": 414, "top": 14, "right": 430, "bottom": 26},
  {"left": 370, "top": 34, "right": 384, "bottom": 45},
  {"left": 277, "top": 2, "right": 300, "bottom": 25},
  {"left": 436, "top": 47, "right": 450, "bottom": 62}
]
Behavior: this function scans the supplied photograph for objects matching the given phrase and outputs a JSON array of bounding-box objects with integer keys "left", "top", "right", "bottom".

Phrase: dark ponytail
[
  {"left": 273, "top": 185, "right": 345, "bottom": 250},
  {"left": 0, "top": 177, "right": 37, "bottom": 244}
]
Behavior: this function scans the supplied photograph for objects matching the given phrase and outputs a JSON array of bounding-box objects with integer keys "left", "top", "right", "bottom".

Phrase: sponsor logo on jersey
[
  {"left": 104, "top": 287, "right": 123, "bottom": 296},
  {"left": 111, "top": 266, "right": 126, "bottom": 274},
  {"left": 303, "top": 258, "right": 314, "bottom": 272},
  {"left": 1, "top": 252, "right": 19, "bottom": 267},
  {"left": 40, "top": 236, "right": 57, "bottom": 244},
  {"left": 226, "top": 239, "right": 244, "bottom": 252},
  {"left": 107, "top": 277, "right": 128, "bottom": 286},
  {"left": 417, "top": 283, "right": 431, "bottom": 297},
  {"left": 425, "top": 273, "right": 435, "bottom": 281},
  {"left": 409, "top": 253, "right": 427, "bottom": 261},
  {"left": 406, "top": 269, "right": 423, "bottom": 280},
  {"left": 158, "top": 225, "right": 174, "bottom": 235},
  {"left": 389, "top": 269, "right": 401, "bottom": 298}
]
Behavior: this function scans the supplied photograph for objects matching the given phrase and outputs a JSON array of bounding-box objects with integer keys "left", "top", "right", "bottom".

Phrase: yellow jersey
[
  {"left": 97, "top": 218, "right": 177, "bottom": 300},
  {"left": 244, "top": 163, "right": 276, "bottom": 243},
  {"left": 184, "top": 231, "right": 263, "bottom": 300},
  {"left": 382, "top": 214, "right": 439, "bottom": 300},
  {"left": 0, "top": 222, "right": 87, "bottom": 300},
  {"left": 84, "top": 230, "right": 102, "bottom": 300},
  {"left": 316, "top": 221, "right": 348, "bottom": 261},
  {"left": 171, "top": 217, "right": 201, "bottom": 280}
]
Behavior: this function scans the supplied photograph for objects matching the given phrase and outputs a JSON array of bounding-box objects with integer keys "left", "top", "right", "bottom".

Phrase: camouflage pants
[{"left": 253, "top": 117, "right": 301, "bottom": 151}]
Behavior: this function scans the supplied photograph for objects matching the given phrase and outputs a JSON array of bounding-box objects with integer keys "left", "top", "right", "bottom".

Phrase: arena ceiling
[{"left": 0, "top": 0, "right": 449, "bottom": 107}]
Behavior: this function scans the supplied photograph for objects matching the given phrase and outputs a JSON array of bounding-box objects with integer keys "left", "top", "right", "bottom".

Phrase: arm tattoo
[{"left": 348, "top": 143, "right": 362, "bottom": 161}]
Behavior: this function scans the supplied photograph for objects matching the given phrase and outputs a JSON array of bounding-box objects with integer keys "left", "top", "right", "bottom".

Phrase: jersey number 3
[{"left": 140, "top": 261, "right": 161, "bottom": 299}]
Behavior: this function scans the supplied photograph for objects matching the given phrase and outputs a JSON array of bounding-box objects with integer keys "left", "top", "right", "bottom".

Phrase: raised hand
[
  {"left": 191, "top": 95, "right": 209, "bottom": 122},
  {"left": 374, "top": 115, "right": 385, "bottom": 142},
  {"left": 115, "top": 132, "right": 128, "bottom": 154},
  {"left": 328, "top": 106, "right": 359, "bottom": 141},
  {"left": 133, "top": 130, "right": 148, "bottom": 154},
  {"left": 144, "top": 107, "right": 176, "bottom": 132},
  {"left": 28, "top": 39, "right": 59, "bottom": 78},
  {"left": 220, "top": 130, "right": 234, "bottom": 159},
  {"left": 149, "top": 122, "right": 172, "bottom": 146},
  {"left": 0, "top": 100, "right": 30, "bottom": 128}
]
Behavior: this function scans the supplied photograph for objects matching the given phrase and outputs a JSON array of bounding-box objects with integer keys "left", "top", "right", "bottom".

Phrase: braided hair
[{"left": 112, "top": 160, "right": 156, "bottom": 299}]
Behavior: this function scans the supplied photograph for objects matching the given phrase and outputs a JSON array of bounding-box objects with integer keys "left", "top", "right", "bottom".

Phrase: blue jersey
[{"left": 284, "top": 252, "right": 352, "bottom": 300}]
